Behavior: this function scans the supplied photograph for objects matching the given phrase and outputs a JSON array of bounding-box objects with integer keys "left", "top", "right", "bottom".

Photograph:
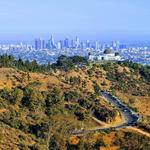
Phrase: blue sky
[{"left": 0, "top": 0, "right": 150, "bottom": 41}]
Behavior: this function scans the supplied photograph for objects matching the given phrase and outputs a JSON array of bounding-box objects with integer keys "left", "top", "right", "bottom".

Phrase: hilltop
[{"left": 0, "top": 55, "right": 150, "bottom": 150}]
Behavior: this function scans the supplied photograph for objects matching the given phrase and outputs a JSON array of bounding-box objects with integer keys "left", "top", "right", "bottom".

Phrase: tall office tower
[
  {"left": 47, "top": 40, "right": 51, "bottom": 49},
  {"left": 112, "top": 41, "right": 117, "bottom": 49},
  {"left": 75, "top": 37, "right": 80, "bottom": 48},
  {"left": 112, "top": 41, "right": 120, "bottom": 50},
  {"left": 86, "top": 40, "right": 90, "bottom": 48},
  {"left": 50, "top": 35, "right": 55, "bottom": 47},
  {"left": 64, "top": 38, "right": 69, "bottom": 48},
  {"left": 47, "top": 35, "right": 55, "bottom": 49},
  {"left": 59, "top": 40, "right": 64, "bottom": 48},
  {"left": 20, "top": 42, "right": 23, "bottom": 49},
  {"left": 71, "top": 40, "right": 75, "bottom": 48},
  {"left": 57, "top": 41, "right": 62, "bottom": 50},
  {"left": 35, "top": 39, "right": 38, "bottom": 50},
  {"left": 42, "top": 39, "right": 45, "bottom": 49},
  {"left": 116, "top": 41, "right": 120, "bottom": 50},
  {"left": 95, "top": 41, "right": 100, "bottom": 50},
  {"left": 81, "top": 42, "right": 86, "bottom": 49},
  {"left": 47, "top": 39, "right": 52, "bottom": 49},
  {"left": 35, "top": 38, "right": 45, "bottom": 50}
]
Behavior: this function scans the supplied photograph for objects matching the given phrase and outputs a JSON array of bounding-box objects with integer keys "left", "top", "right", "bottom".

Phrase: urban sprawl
[{"left": 0, "top": 36, "right": 149, "bottom": 65}]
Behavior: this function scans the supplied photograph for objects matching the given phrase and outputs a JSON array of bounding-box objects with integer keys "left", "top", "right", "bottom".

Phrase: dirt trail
[
  {"left": 91, "top": 116, "right": 109, "bottom": 126},
  {"left": 91, "top": 116, "right": 150, "bottom": 138},
  {"left": 128, "top": 127, "right": 150, "bottom": 138}
]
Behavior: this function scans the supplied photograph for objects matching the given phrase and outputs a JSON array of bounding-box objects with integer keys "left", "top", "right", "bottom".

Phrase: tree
[
  {"left": 46, "top": 88, "right": 62, "bottom": 107},
  {"left": 93, "top": 83, "right": 101, "bottom": 95},
  {"left": 49, "top": 135, "right": 60, "bottom": 150},
  {"left": 74, "top": 108, "right": 86, "bottom": 121},
  {"left": 22, "top": 86, "right": 43, "bottom": 110},
  {"left": 0, "top": 54, "right": 52, "bottom": 73},
  {"left": 64, "top": 91, "right": 79, "bottom": 102},
  {"left": 29, "top": 122, "right": 50, "bottom": 138},
  {"left": 11, "top": 88, "right": 24, "bottom": 105},
  {"left": 71, "top": 56, "right": 88, "bottom": 64},
  {"left": 45, "top": 88, "right": 63, "bottom": 116},
  {"left": 140, "top": 66, "right": 150, "bottom": 82},
  {"left": 29, "top": 90, "right": 43, "bottom": 110},
  {"left": 55, "top": 55, "right": 75, "bottom": 71},
  {"left": 0, "top": 88, "right": 12, "bottom": 102},
  {"left": 93, "top": 139, "right": 105, "bottom": 150}
]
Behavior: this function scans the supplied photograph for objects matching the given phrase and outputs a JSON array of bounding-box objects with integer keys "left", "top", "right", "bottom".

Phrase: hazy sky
[{"left": 0, "top": 0, "right": 150, "bottom": 41}]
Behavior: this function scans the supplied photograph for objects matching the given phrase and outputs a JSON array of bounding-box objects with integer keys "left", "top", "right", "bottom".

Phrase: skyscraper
[
  {"left": 81, "top": 42, "right": 86, "bottom": 49},
  {"left": 35, "top": 39, "right": 38, "bottom": 50},
  {"left": 86, "top": 40, "right": 91, "bottom": 48},
  {"left": 64, "top": 38, "right": 69, "bottom": 48},
  {"left": 47, "top": 35, "right": 55, "bottom": 49},
  {"left": 71, "top": 40, "right": 75, "bottom": 48},
  {"left": 75, "top": 37, "right": 80, "bottom": 48},
  {"left": 112, "top": 41, "right": 120, "bottom": 50},
  {"left": 95, "top": 41, "right": 100, "bottom": 50},
  {"left": 50, "top": 35, "right": 55, "bottom": 47},
  {"left": 57, "top": 41, "right": 62, "bottom": 50},
  {"left": 35, "top": 38, "right": 45, "bottom": 50}
]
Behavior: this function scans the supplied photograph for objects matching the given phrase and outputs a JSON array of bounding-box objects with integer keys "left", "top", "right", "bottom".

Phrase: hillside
[{"left": 0, "top": 55, "right": 150, "bottom": 150}]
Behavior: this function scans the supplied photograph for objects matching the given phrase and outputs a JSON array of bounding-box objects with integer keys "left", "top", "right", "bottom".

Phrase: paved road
[
  {"left": 73, "top": 91, "right": 141, "bottom": 135},
  {"left": 102, "top": 91, "right": 140, "bottom": 127}
]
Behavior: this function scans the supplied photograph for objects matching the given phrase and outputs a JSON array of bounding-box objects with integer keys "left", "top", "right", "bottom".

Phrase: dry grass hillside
[{"left": 0, "top": 59, "right": 149, "bottom": 149}]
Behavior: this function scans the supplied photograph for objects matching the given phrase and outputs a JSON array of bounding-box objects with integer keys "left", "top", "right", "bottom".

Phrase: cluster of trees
[
  {"left": 93, "top": 105, "right": 118, "bottom": 123},
  {"left": 0, "top": 86, "right": 63, "bottom": 139},
  {"left": 69, "top": 76, "right": 81, "bottom": 85},
  {"left": 0, "top": 54, "right": 88, "bottom": 73},
  {"left": 1, "top": 85, "right": 112, "bottom": 147},
  {"left": 66, "top": 138, "right": 105, "bottom": 150},
  {"left": 48, "top": 136, "right": 106, "bottom": 150},
  {"left": 74, "top": 107, "right": 86, "bottom": 121},
  {"left": 22, "top": 86, "right": 44, "bottom": 110},
  {"left": 0, "top": 88, "right": 24, "bottom": 105},
  {"left": 65, "top": 76, "right": 87, "bottom": 89},
  {"left": 1, "top": 56, "right": 150, "bottom": 149},
  {"left": 105, "top": 63, "right": 150, "bottom": 96},
  {"left": 64, "top": 91, "right": 80, "bottom": 102},
  {"left": 101, "top": 62, "right": 115, "bottom": 72},
  {"left": 78, "top": 99, "right": 93, "bottom": 110},
  {"left": 52, "top": 55, "right": 88, "bottom": 71},
  {"left": 0, "top": 55, "right": 51, "bottom": 72},
  {"left": 140, "top": 66, "right": 150, "bottom": 82},
  {"left": 101, "top": 61, "right": 150, "bottom": 86},
  {"left": 64, "top": 89, "right": 118, "bottom": 123},
  {"left": 120, "top": 61, "right": 150, "bottom": 82},
  {"left": 0, "top": 85, "right": 87, "bottom": 149},
  {"left": 45, "top": 88, "right": 63, "bottom": 116},
  {"left": 114, "top": 132, "right": 150, "bottom": 150}
]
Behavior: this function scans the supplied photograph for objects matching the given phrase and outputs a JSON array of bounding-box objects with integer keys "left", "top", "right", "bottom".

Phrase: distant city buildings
[
  {"left": 34, "top": 35, "right": 102, "bottom": 50},
  {"left": 111, "top": 41, "right": 120, "bottom": 50},
  {"left": 0, "top": 35, "right": 149, "bottom": 65},
  {"left": 35, "top": 38, "right": 45, "bottom": 50}
]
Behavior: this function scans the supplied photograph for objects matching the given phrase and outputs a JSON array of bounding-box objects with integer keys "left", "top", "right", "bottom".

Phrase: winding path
[
  {"left": 73, "top": 91, "right": 149, "bottom": 137},
  {"left": 101, "top": 91, "right": 140, "bottom": 128},
  {"left": 127, "top": 127, "right": 150, "bottom": 138}
]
